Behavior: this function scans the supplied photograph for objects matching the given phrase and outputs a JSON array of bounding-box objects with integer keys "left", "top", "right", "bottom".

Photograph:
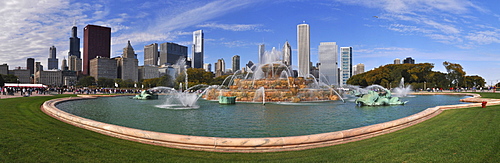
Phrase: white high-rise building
[
  {"left": 353, "top": 63, "right": 365, "bottom": 75},
  {"left": 282, "top": 41, "right": 292, "bottom": 67},
  {"left": 297, "top": 23, "right": 310, "bottom": 77},
  {"left": 203, "top": 63, "right": 211, "bottom": 72},
  {"left": 340, "top": 47, "right": 353, "bottom": 86},
  {"left": 319, "top": 42, "right": 339, "bottom": 86},
  {"left": 258, "top": 44, "right": 265, "bottom": 64},
  {"left": 192, "top": 30, "right": 204, "bottom": 68}
]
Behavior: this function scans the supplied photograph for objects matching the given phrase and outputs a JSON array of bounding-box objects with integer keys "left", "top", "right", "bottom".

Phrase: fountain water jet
[
  {"left": 204, "top": 48, "right": 344, "bottom": 103},
  {"left": 392, "top": 77, "right": 412, "bottom": 97}
]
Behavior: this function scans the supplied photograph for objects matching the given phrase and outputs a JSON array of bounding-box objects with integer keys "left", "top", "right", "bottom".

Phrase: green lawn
[{"left": 1, "top": 93, "right": 499, "bottom": 162}]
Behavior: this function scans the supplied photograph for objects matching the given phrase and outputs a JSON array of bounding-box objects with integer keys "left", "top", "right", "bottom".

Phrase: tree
[
  {"left": 1, "top": 74, "right": 18, "bottom": 83},
  {"left": 347, "top": 63, "right": 435, "bottom": 88},
  {"left": 443, "top": 61, "right": 466, "bottom": 88},
  {"left": 0, "top": 75, "right": 4, "bottom": 87},
  {"left": 464, "top": 75, "right": 486, "bottom": 88},
  {"left": 210, "top": 75, "right": 230, "bottom": 86},
  {"left": 175, "top": 68, "right": 214, "bottom": 89},
  {"left": 77, "top": 76, "right": 95, "bottom": 87},
  {"left": 97, "top": 77, "right": 115, "bottom": 87},
  {"left": 158, "top": 75, "right": 173, "bottom": 87}
]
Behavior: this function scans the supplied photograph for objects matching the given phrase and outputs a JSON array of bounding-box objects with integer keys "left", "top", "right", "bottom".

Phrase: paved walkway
[{"left": 0, "top": 92, "right": 54, "bottom": 99}]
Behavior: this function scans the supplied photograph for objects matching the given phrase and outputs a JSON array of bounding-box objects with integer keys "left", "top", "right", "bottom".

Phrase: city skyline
[{"left": 1, "top": 0, "right": 500, "bottom": 83}]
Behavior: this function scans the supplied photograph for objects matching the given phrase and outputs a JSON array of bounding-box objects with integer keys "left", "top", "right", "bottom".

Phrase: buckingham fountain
[{"left": 202, "top": 48, "right": 343, "bottom": 104}]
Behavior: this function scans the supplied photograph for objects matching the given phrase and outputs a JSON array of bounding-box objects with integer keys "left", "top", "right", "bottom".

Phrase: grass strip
[{"left": 0, "top": 94, "right": 498, "bottom": 162}]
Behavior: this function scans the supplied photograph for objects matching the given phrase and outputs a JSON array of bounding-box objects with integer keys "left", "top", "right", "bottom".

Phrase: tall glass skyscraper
[
  {"left": 192, "top": 30, "right": 204, "bottom": 68},
  {"left": 68, "top": 26, "right": 82, "bottom": 72},
  {"left": 319, "top": 42, "right": 338, "bottom": 86},
  {"left": 297, "top": 23, "right": 310, "bottom": 77},
  {"left": 68, "top": 26, "right": 81, "bottom": 58},
  {"left": 341, "top": 47, "right": 353, "bottom": 86}
]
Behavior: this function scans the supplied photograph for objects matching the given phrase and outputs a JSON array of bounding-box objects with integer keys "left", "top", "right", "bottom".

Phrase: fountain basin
[{"left": 40, "top": 93, "right": 494, "bottom": 152}]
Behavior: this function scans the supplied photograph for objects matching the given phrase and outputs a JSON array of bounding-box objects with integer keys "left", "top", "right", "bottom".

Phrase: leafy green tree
[
  {"left": 464, "top": 75, "right": 486, "bottom": 88},
  {"left": 158, "top": 75, "right": 173, "bottom": 87},
  {"left": 175, "top": 68, "right": 214, "bottom": 89},
  {"left": 210, "top": 75, "right": 230, "bottom": 86},
  {"left": 1, "top": 74, "right": 18, "bottom": 83},
  {"left": 347, "top": 63, "right": 435, "bottom": 88},
  {"left": 97, "top": 77, "right": 115, "bottom": 87},
  {"left": 77, "top": 76, "right": 95, "bottom": 87},
  {"left": 443, "top": 61, "right": 466, "bottom": 87},
  {"left": 0, "top": 75, "right": 4, "bottom": 87},
  {"left": 142, "top": 78, "right": 160, "bottom": 88}
]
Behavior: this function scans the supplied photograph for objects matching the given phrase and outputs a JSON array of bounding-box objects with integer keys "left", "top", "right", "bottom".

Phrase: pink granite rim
[{"left": 40, "top": 93, "right": 500, "bottom": 153}]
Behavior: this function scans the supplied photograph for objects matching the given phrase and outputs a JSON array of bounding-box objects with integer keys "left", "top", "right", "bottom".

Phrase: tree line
[{"left": 347, "top": 62, "right": 487, "bottom": 89}]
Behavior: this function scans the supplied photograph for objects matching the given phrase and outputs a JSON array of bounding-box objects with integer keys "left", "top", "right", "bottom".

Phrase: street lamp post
[{"left": 17, "top": 78, "right": 19, "bottom": 94}]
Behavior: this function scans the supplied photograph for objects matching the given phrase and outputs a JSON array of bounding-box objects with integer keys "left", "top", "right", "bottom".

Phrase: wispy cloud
[
  {"left": 335, "top": 0, "right": 497, "bottom": 47},
  {"left": 110, "top": 0, "right": 261, "bottom": 55}
]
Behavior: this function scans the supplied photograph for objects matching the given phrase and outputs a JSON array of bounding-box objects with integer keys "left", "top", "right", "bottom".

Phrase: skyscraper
[
  {"left": 282, "top": 41, "right": 292, "bottom": 67},
  {"left": 27, "top": 58, "right": 34, "bottom": 75},
  {"left": 203, "top": 63, "right": 212, "bottom": 72},
  {"left": 68, "top": 25, "right": 82, "bottom": 72},
  {"left": 215, "top": 58, "right": 225, "bottom": 77},
  {"left": 319, "top": 42, "right": 339, "bottom": 86},
  {"left": 258, "top": 44, "right": 265, "bottom": 64},
  {"left": 68, "top": 26, "right": 81, "bottom": 58},
  {"left": 192, "top": 30, "right": 204, "bottom": 68},
  {"left": 160, "top": 42, "right": 188, "bottom": 65},
  {"left": 61, "top": 57, "right": 68, "bottom": 70},
  {"left": 83, "top": 24, "right": 111, "bottom": 75},
  {"left": 353, "top": 63, "right": 365, "bottom": 75},
  {"left": 116, "top": 40, "right": 138, "bottom": 82},
  {"left": 232, "top": 55, "right": 240, "bottom": 73},
  {"left": 90, "top": 57, "right": 117, "bottom": 80},
  {"left": 48, "top": 46, "right": 58, "bottom": 70},
  {"left": 297, "top": 23, "right": 310, "bottom": 77},
  {"left": 403, "top": 57, "right": 415, "bottom": 64},
  {"left": 340, "top": 47, "right": 353, "bottom": 86},
  {"left": 144, "top": 43, "right": 158, "bottom": 66},
  {"left": 394, "top": 58, "right": 401, "bottom": 64}
]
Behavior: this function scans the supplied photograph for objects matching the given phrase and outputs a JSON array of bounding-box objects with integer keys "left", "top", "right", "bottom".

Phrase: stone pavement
[{"left": 0, "top": 92, "right": 54, "bottom": 99}]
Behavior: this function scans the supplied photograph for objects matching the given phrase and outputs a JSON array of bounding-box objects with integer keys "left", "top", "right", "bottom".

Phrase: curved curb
[{"left": 40, "top": 93, "right": 499, "bottom": 153}]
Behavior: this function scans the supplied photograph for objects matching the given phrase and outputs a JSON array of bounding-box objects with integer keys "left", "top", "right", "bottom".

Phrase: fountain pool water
[{"left": 56, "top": 94, "right": 468, "bottom": 138}]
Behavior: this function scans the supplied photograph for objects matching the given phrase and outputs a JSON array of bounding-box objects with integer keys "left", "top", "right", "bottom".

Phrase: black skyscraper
[{"left": 68, "top": 26, "right": 81, "bottom": 58}]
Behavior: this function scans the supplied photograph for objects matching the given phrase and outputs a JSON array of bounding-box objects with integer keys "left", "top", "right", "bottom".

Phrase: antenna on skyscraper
[{"left": 73, "top": 19, "right": 77, "bottom": 26}]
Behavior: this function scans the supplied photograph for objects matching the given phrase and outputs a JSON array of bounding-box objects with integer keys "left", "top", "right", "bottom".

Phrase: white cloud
[
  {"left": 0, "top": 0, "right": 81, "bottom": 67},
  {"left": 387, "top": 24, "right": 433, "bottom": 33},
  {"left": 465, "top": 30, "right": 500, "bottom": 44},
  {"left": 197, "top": 23, "right": 269, "bottom": 32},
  {"left": 110, "top": 0, "right": 261, "bottom": 54}
]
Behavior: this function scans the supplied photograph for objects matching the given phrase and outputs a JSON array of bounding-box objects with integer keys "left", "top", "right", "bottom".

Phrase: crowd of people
[{"left": 1, "top": 87, "right": 48, "bottom": 96}]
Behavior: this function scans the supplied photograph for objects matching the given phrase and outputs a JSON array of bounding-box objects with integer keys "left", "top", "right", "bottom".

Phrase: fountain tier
[{"left": 204, "top": 63, "right": 341, "bottom": 102}]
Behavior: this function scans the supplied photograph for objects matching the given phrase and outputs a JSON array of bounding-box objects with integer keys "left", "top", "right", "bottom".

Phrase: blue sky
[{"left": 1, "top": 0, "right": 500, "bottom": 85}]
